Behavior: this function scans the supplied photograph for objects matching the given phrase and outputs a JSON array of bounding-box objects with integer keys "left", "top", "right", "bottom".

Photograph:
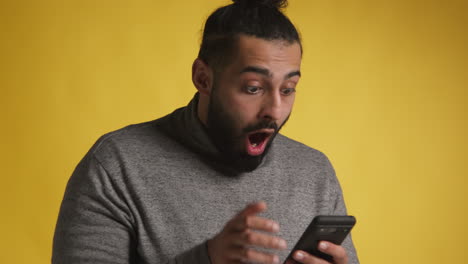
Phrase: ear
[{"left": 192, "top": 58, "right": 213, "bottom": 95}]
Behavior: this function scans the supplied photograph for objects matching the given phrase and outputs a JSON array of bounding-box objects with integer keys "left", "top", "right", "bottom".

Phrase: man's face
[{"left": 206, "top": 35, "right": 302, "bottom": 171}]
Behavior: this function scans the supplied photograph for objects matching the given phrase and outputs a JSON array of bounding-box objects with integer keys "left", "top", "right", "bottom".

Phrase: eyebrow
[{"left": 240, "top": 66, "right": 301, "bottom": 80}]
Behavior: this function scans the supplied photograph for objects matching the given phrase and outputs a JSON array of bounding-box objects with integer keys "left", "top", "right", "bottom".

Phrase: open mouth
[{"left": 246, "top": 130, "right": 273, "bottom": 156}]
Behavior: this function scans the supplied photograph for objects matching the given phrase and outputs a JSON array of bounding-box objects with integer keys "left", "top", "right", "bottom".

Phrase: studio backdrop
[{"left": 1, "top": 0, "right": 467, "bottom": 263}]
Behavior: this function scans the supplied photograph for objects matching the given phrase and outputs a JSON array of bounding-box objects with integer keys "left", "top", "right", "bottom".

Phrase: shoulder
[
  {"left": 273, "top": 133, "right": 332, "bottom": 168},
  {"left": 86, "top": 119, "right": 175, "bottom": 165},
  {"left": 91, "top": 120, "right": 158, "bottom": 151}
]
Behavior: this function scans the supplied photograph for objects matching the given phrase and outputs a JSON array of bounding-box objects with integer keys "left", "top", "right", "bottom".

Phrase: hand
[
  {"left": 289, "top": 241, "right": 348, "bottom": 264},
  {"left": 207, "top": 201, "right": 287, "bottom": 264}
]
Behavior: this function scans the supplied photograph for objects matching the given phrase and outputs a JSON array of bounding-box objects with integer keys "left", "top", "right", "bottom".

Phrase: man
[{"left": 53, "top": 0, "right": 359, "bottom": 263}]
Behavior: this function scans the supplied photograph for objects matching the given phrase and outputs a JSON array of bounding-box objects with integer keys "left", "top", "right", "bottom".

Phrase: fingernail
[
  {"left": 278, "top": 239, "right": 287, "bottom": 249},
  {"left": 273, "top": 255, "right": 279, "bottom": 264},
  {"left": 319, "top": 241, "right": 328, "bottom": 251},
  {"left": 294, "top": 251, "right": 304, "bottom": 260},
  {"left": 272, "top": 222, "right": 280, "bottom": 232}
]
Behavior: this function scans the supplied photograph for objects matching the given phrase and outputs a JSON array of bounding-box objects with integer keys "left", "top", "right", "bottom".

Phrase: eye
[
  {"left": 245, "top": 86, "right": 261, "bottom": 94},
  {"left": 281, "top": 88, "right": 296, "bottom": 96}
]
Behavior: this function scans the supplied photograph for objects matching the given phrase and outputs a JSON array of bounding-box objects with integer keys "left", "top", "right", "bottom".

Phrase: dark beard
[{"left": 206, "top": 91, "right": 288, "bottom": 172}]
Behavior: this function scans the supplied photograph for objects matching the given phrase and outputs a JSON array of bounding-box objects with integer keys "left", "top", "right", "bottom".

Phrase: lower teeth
[{"left": 252, "top": 143, "right": 258, "bottom": 147}]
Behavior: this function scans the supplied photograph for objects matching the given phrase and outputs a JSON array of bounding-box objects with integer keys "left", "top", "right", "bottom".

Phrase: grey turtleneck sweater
[{"left": 52, "top": 95, "right": 359, "bottom": 264}]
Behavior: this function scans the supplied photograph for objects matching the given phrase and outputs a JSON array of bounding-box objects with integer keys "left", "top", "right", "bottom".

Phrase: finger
[
  {"left": 284, "top": 258, "right": 298, "bottom": 264},
  {"left": 317, "top": 241, "right": 348, "bottom": 264},
  {"left": 232, "top": 247, "right": 280, "bottom": 264},
  {"left": 237, "top": 201, "right": 268, "bottom": 218},
  {"left": 234, "top": 229, "right": 287, "bottom": 250},
  {"left": 231, "top": 215, "right": 280, "bottom": 233},
  {"left": 292, "top": 250, "right": 329, "bottom": 264}
]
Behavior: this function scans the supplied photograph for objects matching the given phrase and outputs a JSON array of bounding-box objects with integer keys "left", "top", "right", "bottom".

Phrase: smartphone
[{"left": 284, "top": 215, "right": 356, "bottom": 263}]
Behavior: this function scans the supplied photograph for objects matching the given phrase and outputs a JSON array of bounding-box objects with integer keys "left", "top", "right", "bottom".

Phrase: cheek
[
  {"left": 218, "top": 87, "right": 256, "bottom": 118},
  {"left": 228, "top": 99, "right": 259, "bottom": 127},
  {"left": 280, "top": 97, "right": 295, "bottom": 121},
  {"left": 213, "top": 89, "right": 253, "bottom": 130}
]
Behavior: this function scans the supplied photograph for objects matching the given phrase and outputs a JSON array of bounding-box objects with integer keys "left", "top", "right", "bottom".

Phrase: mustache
[{"left": 243, "top": 120, "right": 278, "bottom": 134}]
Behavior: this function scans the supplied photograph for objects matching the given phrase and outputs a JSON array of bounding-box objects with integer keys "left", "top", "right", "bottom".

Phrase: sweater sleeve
[
  {"left": 325, "top": 157, "right": 360, "bottom": 264},
  {"left": 170, "top": 241, "right": 212, "bottom": 264},
  {"left": 52, "top": 153, "right": 212, "bottom": 264}
]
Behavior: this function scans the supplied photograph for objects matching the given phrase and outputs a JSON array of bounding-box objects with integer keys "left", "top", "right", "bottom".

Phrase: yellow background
[{"left": 1, "top": 0, "right": 467, "bottom": 263}]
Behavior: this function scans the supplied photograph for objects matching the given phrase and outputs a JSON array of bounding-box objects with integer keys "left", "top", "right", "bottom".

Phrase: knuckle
[
  {"left": 246, "top": 232, "right": 255, "bottom": 244},
  {"left": 269, "top": 237, "right": 279, "bottom": 247},
  {"left": 329, "top": 245, "right": 347, "bottom": 259},
  {"left": 336, "top": 249, "right": 346, "bottom": 258},
  {"left": 243, "top": 216, "right": 252, "bottom": 227},
  {"left": 336, "top": 250, "right": 349, "bottom": 263},
  {"left": 244, "top": 230, "right": 255, "bottom": 244},
  {"left": 267, "top": 254, "right": 279, "bottom": 264},
  {"left": 242, "top": 248, "right": 254, "bottom": 259}
]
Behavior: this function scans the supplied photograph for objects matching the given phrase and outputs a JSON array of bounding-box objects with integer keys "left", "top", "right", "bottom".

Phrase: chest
[{"left": 126, "top": 154, "right": 333, "bottom": 263}]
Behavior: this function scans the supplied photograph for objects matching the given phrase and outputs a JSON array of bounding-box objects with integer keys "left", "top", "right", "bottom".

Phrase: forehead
[{"left": 232, "top": 35, "right": 302, "bottom": 72}]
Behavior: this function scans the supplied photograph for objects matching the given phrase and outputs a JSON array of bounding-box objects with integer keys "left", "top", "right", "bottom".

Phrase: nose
[{"left": 259, "top": 91, "right": 282, "bottom": 121}]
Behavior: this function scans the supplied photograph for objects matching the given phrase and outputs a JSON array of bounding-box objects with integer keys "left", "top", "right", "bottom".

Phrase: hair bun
[{"left": 232, "top": 0, "right": 288, "bottom": 9}]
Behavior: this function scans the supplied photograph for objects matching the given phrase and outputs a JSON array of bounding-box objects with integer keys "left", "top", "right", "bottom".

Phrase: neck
[{"left": 196, "top": 92, "right": 210, "bottom": 126}]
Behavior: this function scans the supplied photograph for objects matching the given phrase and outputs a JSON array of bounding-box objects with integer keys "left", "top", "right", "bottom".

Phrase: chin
[{"left": 234, "top": 138, "right": 275, "bottom": 172}]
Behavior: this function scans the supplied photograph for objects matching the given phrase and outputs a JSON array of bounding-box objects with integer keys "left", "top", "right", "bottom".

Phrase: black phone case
[{"left": 284, "top": 215, "right": 356, "bottom": 263}]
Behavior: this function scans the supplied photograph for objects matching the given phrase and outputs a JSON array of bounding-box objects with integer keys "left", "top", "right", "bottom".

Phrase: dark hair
[{"left": 198, "top": 0, "right": 301, "bottom": 72}]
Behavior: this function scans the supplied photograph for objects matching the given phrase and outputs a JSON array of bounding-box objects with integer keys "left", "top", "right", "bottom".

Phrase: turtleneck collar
[
  {"left": 157, "top": 93, "right": 219, "bottom": 157},
  {"left": 156, "top": 93, "right": 271, "bottom": 175}
]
